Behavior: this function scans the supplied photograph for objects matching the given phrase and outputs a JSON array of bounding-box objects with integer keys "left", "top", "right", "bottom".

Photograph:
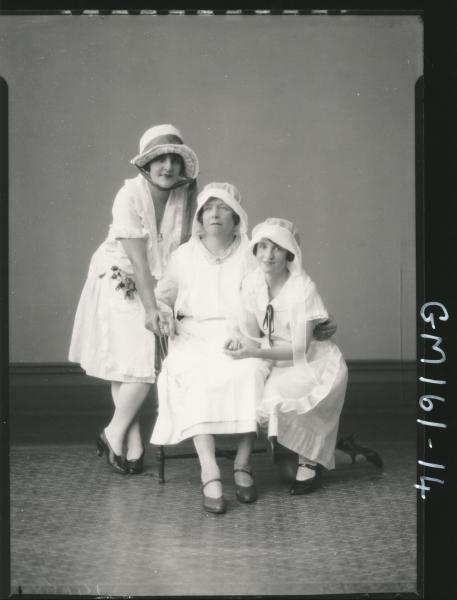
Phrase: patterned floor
[
  {"left": 8, "top": 376, "right": 418, "bottom": 596},
  {"left": 9, "top": 440, "right": 417, "bottom": 596}
]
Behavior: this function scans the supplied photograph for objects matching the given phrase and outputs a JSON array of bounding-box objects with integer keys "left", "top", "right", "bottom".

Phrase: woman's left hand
[
  {"left": 313, "top": 315, "right": 337, "bottom": 340},
  {"left": 223, "top": 337, "right": 242, "bottom": 351}
]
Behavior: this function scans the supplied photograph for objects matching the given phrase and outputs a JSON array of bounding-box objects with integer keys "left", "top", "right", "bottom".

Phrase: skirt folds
[
  {"left": 69, "top": 248, "right": 156, "bottom": 383},
  {"left": 257, "top": 340, "right": 348, "bottom": 469},
  {"left": 151, "top": 318, "right": 270, "bottom": 445}
]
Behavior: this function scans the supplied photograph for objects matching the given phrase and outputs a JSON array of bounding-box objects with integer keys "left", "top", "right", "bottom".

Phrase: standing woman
[
  {"left": 69, "top": 124, "right": 199, "bottom": 475},
  {"left": 225, "top": 218, "right": 348, "bottom": 495}
]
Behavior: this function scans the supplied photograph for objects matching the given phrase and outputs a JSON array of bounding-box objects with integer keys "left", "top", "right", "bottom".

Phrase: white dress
[
  {"left": 68, "top": 175, "right": 194, "bottom": 383},
  {"left": 150, "top": 237, "right": 271, "bottom": 445},
  {"left": 241, "top": 268, "right": 348, "bottom": 469}
]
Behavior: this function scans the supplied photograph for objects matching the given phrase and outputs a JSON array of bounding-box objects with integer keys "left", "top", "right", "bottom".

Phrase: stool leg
[
  {"left": 153, "top": 338, "right": 166, "bottom": 483},
  {"left": 156, "top": 445, "right": 165, "bottom": 483}
]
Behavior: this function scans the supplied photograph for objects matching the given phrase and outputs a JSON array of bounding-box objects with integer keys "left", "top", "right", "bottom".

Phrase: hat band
[{"left": 141, "top": 134, "right": 183, "bottom": 155}]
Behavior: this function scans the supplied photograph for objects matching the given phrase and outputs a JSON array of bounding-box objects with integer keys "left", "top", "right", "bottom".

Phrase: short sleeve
[
  {"left": 303, "top": 280, "right": 329, "bottom": 322},
  {"left": 110, "top": 185, "right": 146, "bottom": 239}
]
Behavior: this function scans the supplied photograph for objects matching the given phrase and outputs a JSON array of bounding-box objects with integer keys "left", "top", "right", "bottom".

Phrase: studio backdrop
[{"left": 1, "top": 14, "right": 422, "bottom": 364}]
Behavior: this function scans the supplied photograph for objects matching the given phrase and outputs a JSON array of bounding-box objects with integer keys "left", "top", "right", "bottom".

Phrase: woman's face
[
  {"left": 148, "top": 153, "right": 184, "bottom": 188},
  {"left": 201, "top": 198, "right": 237, "bottom": 236},
  {"left": 256, "top": 238, "right": 289, "bottom": 276}
]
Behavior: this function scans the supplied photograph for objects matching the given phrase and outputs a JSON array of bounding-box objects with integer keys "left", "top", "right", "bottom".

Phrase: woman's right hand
[
  {"left": 145, "top": 309, "right": 175, "bottom": 339},
  {"left": 313, "top": 315, "right": 337, "bottom": 340}
]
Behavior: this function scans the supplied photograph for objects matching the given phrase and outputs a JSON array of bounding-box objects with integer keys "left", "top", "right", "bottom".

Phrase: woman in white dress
[
  {"left": 224, "top": 218, "right": 348, "bottom": 495},
  {"left": 69, "top": 124, "right": 199, "bottom": 475},
  {"left": 151, "top": 182, "right": 271, "bottom": 513}
]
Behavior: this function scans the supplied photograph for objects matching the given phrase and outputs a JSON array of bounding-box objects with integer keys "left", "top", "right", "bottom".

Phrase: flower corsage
[{"left": 110, "top": 266, "right": 137, "bottom": 299}]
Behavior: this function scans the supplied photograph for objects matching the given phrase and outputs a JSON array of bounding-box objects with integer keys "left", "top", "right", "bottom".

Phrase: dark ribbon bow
[{"left": 262, "top": 304, "right": 275, "bottom": 343}]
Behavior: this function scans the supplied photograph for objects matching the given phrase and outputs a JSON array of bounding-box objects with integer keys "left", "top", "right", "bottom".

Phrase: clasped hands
[
  {"left": 224, "top": 315, "right": 337, "bottom": 360},
  {"left": 223, "top": 334, "right": 258, "bottom": 360}
]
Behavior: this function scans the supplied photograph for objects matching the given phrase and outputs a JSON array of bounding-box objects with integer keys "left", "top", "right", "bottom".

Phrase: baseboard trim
[
  {"left": 9, "top": 360, "right": 417, "bottom": 385},
  {"left": 10, "top": 363, "right": 84, "bottom": 375}
]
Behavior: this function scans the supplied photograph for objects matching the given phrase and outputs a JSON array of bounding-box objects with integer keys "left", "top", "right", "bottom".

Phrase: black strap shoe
[
  {"left": 289, "top": 463, "right": 322, "bottom": 495},
  {"left": 201, "top": 478, "right": 226, "bottom": 514},
  {"left": 337, "top": 433, "right": 383, "bottom": 469},
  {"left": 125, "top": 448, "right": 145, "bottom": 475},
  {"left": 234, "top": 467, "right": 258, "bottom": 503},
  {"left": 96, "top": 431, "right": 127, "bottom": 474}
]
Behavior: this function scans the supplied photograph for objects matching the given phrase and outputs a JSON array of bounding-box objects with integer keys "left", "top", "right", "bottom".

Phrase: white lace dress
[
  {"left": 150, "top": 237, "right": 271, "bottom": 445},
  {"left": 68, "top": 175, "right": 193, "bottom": 383},
  {"left": 241, "top": 268, "right": 348, "bottom": 469}
]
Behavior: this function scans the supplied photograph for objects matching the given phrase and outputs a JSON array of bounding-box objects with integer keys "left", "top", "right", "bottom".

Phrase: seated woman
[
  {"left": 150, "top": 182, "right": 271, "bottom": 514},
  {"left": 224, "top": 218, "right": 348, "bottom": 496}
]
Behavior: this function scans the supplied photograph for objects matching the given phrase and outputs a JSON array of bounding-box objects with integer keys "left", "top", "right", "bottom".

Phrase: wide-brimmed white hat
[
  {"left": 130, "top": 124, "right": 199, "bottom": 179},
  {"left": 192, "top": 182, "right": 248, "bottom": 237},
  {"left": 249, "top": 217, "right": 302, "bottom": 274}
]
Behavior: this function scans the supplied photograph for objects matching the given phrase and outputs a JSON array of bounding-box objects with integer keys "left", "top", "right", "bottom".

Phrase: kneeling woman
[
  {"left": 225, "top": 218, "right": 348, "bottom": 495},
  {"left": 150, "top": 182, "right": 271, "bottom": 514}
]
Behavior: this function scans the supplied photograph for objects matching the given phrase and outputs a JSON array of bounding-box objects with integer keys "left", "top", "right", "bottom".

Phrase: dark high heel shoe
[
  {"left": 234, "top": 467, "right": 258, "bottom": 503},
  {"left": 96, "top": 431, "right": 127, "bottom": 474},
  {"left": 201, "top": 478, "right": 226, "bottom": 514},
  {"left": 289, "top": 463, "right": 322, "bottom": 495},
  {"left": 337, "top": 433, "right": 383, "bottom": 469},
  {"left": 125, "top": 448, "right": 145, "bottom": 475}
]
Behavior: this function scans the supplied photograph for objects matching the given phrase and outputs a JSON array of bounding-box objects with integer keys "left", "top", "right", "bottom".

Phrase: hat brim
[
  {"left": 248, "top": 223, "right": 302, "bottom": 274},
  {"left": 130, "top": 143, "right": 199, "bottom": 179}
]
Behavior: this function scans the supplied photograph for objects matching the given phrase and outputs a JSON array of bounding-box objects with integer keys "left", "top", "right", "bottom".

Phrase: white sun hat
[
  {"left": 248, "top": 217, "right": 302, "bottom": 274},
  {"left": 130, "top": 124, "right": 199, "bottom": 179}
]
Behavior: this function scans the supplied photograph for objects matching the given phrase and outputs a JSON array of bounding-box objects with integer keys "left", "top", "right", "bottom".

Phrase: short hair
[
  {"left": 252, "top": 242, "right": 294, "bottom": 262},
  {"left": 143, "top": 153, "right": 185, "bottom": 175},
  {"left": 196, "top": 201, "right": 241, "bottom": 226}
]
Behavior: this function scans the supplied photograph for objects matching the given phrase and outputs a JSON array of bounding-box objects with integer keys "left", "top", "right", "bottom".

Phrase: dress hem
[{"left": 151, "top": 419, "right": 258, "bottom": 446}]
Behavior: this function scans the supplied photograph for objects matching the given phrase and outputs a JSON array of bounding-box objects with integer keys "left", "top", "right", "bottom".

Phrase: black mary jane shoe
[
  {"left": 201, "top": 478, "right": 226, "bottom": 514},
  {"left": 234, "top": 467, "right": 258, "bottom": 503},
  {"left": 289, "top": 463, "right": 322, "bottom": 496},
  {"left": 125, "top": 448, "right": 145, "bottom": 475},
  {"left": 336, "top": 433, "right": 383, "bottom": 469},
  {"left": 96, "top": 431, "right": 127, "bottom": 475}
]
